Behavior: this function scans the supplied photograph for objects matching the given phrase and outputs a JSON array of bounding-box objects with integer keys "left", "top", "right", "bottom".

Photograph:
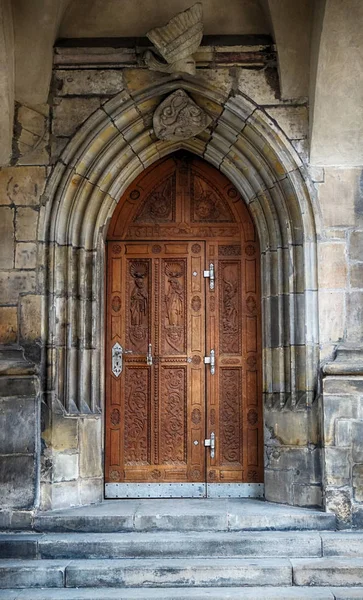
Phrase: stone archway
[{"left": 40, "top": 76, "right": 319, "bottom": 509}]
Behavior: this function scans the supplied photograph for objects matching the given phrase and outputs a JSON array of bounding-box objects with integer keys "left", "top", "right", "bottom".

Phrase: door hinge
[
  {"left": 205, "top": 432, "right": 215, "bottom": 459},
  {"left": 204, "top": 349, "right": 215, "bottom": 375},
  {"left": 203, "top": 262, "right": 215, "bottom": 290}
]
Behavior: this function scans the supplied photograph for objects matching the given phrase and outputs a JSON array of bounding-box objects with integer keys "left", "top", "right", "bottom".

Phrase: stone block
[
  {"left": 318, "top": 168, "right": 359, "bottom": 227},
  {"left": 350, "top": 263, "right": 363, "bottom": 289},
  {"left": 55, "top": 69, "right": 124, "bottom": 96},
  {"left": 264, "top": 469, "right": 293, "bottom": 504},
  {"left": 324, "top": 448, "right": 351, "bottom": 486},
  {"left": 15, "top": 242, "right": 37, "bottom": 269},
  {"left": 0, "top": 166, "right": 46, "bottom": 206},
  {"left": 52, "top": 97, "right": 101, "bottom": 137},
  {"left": 0, "top": 455, "right": 36, "bottom": 509},
  {"left": 53, "top": 451, "right": 79, "bottom": 483},
  {"left": 352, "top": 464, "right": 363, "bottom": 502},
  {"left": 318, "top": 243, "right": 347, "bottom": 288},
  {"left": 325, "top": 488, "right": 352, "bottom": 528},
  {"left": 352, "top": 420, "right": 363, "bottom": 462},
  {"left": 79, "top": 417, "right": 102, "bottom": 478},
  {"left": 0, "top": 206, "right": 14, "bottom": 268},
  {"left": 237, "top": 68, "right": 281, "bottom": 105},
  {"left": 336, "top": 419, "right": 353, "bottom": 447},
  {"left": 16, "top": 104, "right": 49, "bottom": 166},
  {"left": 0, "top": 306, "right": 17, "bottom": 343},
  {"left": 80, "top": 477, "right": 103, "bottom": 506},
  {"left": 346, "top": 292, "right": 363, "bottom": 341},
  {"left": 264, "top": 409, "right": 311, "bottom": 446},
  {"left": 15, "top": 207, "right": 38, "bottom": 241},
  {"left": 266, "top": 106, "right": 308, "bottom": 140},
  {"left": 293, "top": 484, "right": 322, "bottom": 507},
  {"left": 0, "top": 270, "right": 36, "bottom": 304},
  {"left": 46, "top": 480, "right": 80, "bottom": 510},
  {"left": 44, "top": 415, "right": 78, "bottom": 451},
  {"left": 319, "top": 290, "right": 345, "bottom": 343},
  {"left": 19, "top": 295, "right": 42, "bottom": 342},
  {"left": 0, "top": 559, "right": 66, "bottom": 588},
  {"left": 197, "top": 68, "right": 233, "bottom": 96},
  {"left": 324, "top": 376, "right": 363, "bottom": 396},
  {"left": 349, "top": 231, "right": 363, "bottom": 261},
  {"left": 0, "top": 396, "right": 36, "bottom": 454},
  {"left": 323, "top": 395, "right": 357, "bottom": 446},
  {"left": 292, "top": 557, "right": 363, "bottom": 586}
]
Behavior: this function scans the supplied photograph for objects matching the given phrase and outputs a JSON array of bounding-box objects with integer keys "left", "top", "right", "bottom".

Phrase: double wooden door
[
  {"left": 105, "top": 152, "right": 263, "bottom": 498},
  {"left": 105, "top": 241, "right": 263, "bottom": 497}
]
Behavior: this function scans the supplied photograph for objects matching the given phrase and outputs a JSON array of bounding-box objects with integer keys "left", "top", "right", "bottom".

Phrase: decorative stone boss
[{"left": 144, "top": 3, "right": 213, "bottom": 142}]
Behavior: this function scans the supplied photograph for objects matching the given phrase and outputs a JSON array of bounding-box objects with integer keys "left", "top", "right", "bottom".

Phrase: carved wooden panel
[{"left": 105, "top": 152, "right": 263, "bottom": 490}]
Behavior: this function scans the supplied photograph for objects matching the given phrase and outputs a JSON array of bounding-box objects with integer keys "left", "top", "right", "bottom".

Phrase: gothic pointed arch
[{"left": 40, "top": 76, "right": 319, "bottom": 421}]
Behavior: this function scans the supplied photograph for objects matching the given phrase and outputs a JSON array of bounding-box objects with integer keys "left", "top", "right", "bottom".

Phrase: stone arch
[{"left": 40, "top": 76, "right": 318, "bottom": 426}]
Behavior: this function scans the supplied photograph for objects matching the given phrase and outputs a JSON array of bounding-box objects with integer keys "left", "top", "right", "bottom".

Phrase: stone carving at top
[
  {"left": 153, "top": 89, "right": 212, "bottom": 141},
  {"left": 144, "top": 3, "right": 203, "bottom": 75}
]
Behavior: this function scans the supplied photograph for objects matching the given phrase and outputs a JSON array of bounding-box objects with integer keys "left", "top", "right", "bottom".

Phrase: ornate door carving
[{"left": 105, "top": 152, "right": 263, "bottom": 497}]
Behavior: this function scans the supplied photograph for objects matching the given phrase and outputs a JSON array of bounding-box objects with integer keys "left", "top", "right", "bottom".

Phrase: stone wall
[{"left": 0, "top": 39, "right": 362, "bottom": 518}]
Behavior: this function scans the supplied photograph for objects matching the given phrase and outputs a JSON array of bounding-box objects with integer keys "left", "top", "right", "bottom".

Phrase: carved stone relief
[
  {"left": 153, "top": 90, "right": 212, "bottom": 142},
  {"left": 144, "top": 3, "right": 203, "bottom": 76}
]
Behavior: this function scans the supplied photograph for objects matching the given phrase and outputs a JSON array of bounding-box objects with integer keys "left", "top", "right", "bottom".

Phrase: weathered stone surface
[
  {"left": 43, "top": 415, "right": 78, "bottom": 452},
  {"left": 153, "top": 89, "right": 212, "bottom": 141},
  {"left": 324, "top": 448, "right": 351, "bottom": 487},
  {"left": 349, "top": 231, "right": 363, "bottom": 261},
  {"left": 264, "top": 469, "right": 293, "bottom": 505},
  {"left": 351, "top": 421, "right": 363, "bottom": 462},
  {"left": 0, "top": 396, "right": 36, "bottom": 454},
  {"left": 266, "top": 106, "right": 308, "bottom": 140},
  {"left": 350, "top": 263, "right": 363, "bottom": 289},
  {"left": 15, "top": 242, "right": 37, "bottom": 269},
  {"left": 318, "top": 243, "right": 347, "bottom": 288},
  {"left": 66, "top": 557, "right": 292, "bottom": 587},
  {"left": 325, "top": 488, "right": 352, "bottom": 528},
  {"left": 0, "top": 166, "right": 46, "bottom": 206},
  {"left": 319, "top": 290, "right": 345, "bottom": 343},
  {"left": 292, "top": 484, "right": 322, "bottom": 508},
  {"left": 79, "top": 418, "right": 102, "bottom": 478},
  {"left": 323, "top": 395, "right": 357, "bottom": 446},
  {"left": 0, "top": 455, "right": 36, "bottom": 509},
  {"left": 292, "top": 557, "right": 363, "bottom": 586},
  {"left": 322, "top": 531, "right": 363, "bottom": 556},
  {"left": 19, "top": 295, "right": 42, "bottom": 342},
  {"left": 353, "top": 464, "right": 363, "bottom": 502},
  {"left": 52, "top": 97, "right": 101, "bottom": 137},
  {"left": 0, "top": 206, "right": 14, "bottom": 268},
  {"left": 0, "top": 559, "right": 66, "bottom": 588},
  {"left": 0, "top": 270, "right": 36, "bottom": 304},
  {"left": 346, "top": 292, "right": 363, "bottom": 341},
  {"left": 317, "top": 168, "right": 359, "bottom": 227},
  {"left": 0, "top": 306, "right": 17, "bottom": 343},
  {"left": 15, "top": 207, "right": 38, "bottom": 241},
  {"left": 16, "top": 104, "right": 49, "bottom": 166},
  {"left": 53, "top": 452, "right": 79, "bottom": 483},
  {"left": 55, "top": 69, "right": 124, "bottom": 96}
]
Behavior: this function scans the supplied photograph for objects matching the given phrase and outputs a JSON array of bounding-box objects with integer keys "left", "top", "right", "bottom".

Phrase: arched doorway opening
[{"left": 105, "top": 152, "right": 263, "bottom": 498}]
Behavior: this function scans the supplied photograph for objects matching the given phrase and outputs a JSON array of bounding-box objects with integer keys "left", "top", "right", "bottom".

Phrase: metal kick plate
[{"left": 105, "top": 482, "right": 264, "bottom": 499}]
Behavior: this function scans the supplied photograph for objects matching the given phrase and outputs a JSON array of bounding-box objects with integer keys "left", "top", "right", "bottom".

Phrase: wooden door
[
  {"left": 105, "top": 152, "right": 263, "bottom": 498},
  {"left": 105, "top": 241, "right": 206, "bottom": 492}
]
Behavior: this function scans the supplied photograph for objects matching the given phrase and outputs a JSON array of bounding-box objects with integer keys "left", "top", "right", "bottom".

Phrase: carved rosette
[{"left": 153, "top": 90, "right": 212, "bottom": 141}]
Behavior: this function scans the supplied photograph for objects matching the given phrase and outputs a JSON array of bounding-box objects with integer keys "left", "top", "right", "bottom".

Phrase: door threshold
[{"left": 105, "top": 482, "right": 264, "bottom": 498}]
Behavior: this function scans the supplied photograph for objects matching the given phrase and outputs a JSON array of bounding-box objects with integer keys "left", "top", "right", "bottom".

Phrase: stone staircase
[{"left": 1, "top": 499, "right": 363, "bottom": 599}]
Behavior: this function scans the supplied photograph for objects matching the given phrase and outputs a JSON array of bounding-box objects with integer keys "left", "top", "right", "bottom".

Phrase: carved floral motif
[
  {"left": 220, "top": 369, "right": 241, "bottom": 465},
  {"left": 247, "top": 409, "right": 258, "bottom": 425},
  {"left": 135, "top": 177, "right": 175, "bottom": 223},
  {"left": 161, "top": 368, "right": 186, "bottom": 464},
  {"left": 112, "top": 296, "right": 121, "bottom": 313},
  {"left": 191, "top": 408, "right": 201, "bottom": 424},
  {"left": 110, "top": 408, "right": 120, "bottom": 426},
  {"left": 191, "top": 295, "right": 201, "bottom": 312},
  {"left": 124, "top": 368, "right": 149, "bottom": 465},
  {"left": 220, "top": 263, "right": 240, "bottom": 354},
  {"left": 192, "top": 175, "right": 235, "bottom": 222}
]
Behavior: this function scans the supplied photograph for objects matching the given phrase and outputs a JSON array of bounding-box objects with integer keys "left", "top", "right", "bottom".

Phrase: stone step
[
  {"left": 0, "top": 586, "right": 345, "bottom": 599},
  {"left": 32, "top": 498, "right": 336, "bottom": 533},
  {"left": 0, "top": 531, "right": 323, "bottom": 559},
  {"left": 0, "top": 558, "right": 291, "bottom": 588},
  {"left": 292, "top": 557, "right": 363, "bottom": 586},
  {"left": 321, "top": 531, "right": 363, "bottom": 556}
]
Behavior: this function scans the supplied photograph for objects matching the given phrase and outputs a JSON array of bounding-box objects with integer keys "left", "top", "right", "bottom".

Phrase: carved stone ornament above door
[
  {"left": 144, "top": 3, "right": 203, "bottom": 75},
  {"left": 153, "top": 89, "right": 212, "bottom": 141}
]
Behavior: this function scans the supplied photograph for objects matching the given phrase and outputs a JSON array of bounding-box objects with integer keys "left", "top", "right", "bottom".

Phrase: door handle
[
  {"left": 112, "top": 343, "right": 152, "bottom": 377},
  {"left": 205, "top": 432, "right": 215, "bottom": 459},
  {"left": 204, "top": 349, "right": 215, "bottom": 375}
]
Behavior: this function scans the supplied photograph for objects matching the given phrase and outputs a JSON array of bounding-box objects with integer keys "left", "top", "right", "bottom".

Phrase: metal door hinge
[
  {"left": 204, "top": 349, "right": 215, "bottom": 375},
  {"left": 203, "top": 263, "right": 215, "bottom": 290},
  {"left": 205, "top": 432, "right": 215, "bottom": 459}
]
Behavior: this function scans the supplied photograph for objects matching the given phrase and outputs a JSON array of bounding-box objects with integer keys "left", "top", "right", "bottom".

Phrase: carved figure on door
[
  {"left": 165, "top": 277, "right": 184, "bottom": 326},
  {"left": 130, "top": 266, "right": 148, "bottom": 326},
  {"left": 223, "top": 279, "right": 238, "bottom": 333}
]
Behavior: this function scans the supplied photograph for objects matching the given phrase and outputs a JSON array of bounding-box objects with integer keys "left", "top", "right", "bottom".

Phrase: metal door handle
[
  {"left": 205, "top": 432, "right": 215, "bottom": 459},
  {"left": 204, "top": 349, "right": 215, "bottom": 375}
]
